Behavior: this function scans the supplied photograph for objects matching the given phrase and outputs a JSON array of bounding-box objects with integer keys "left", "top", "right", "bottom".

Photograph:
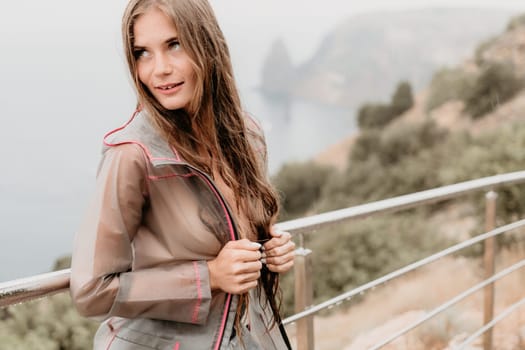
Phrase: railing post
[
  {"left": 483, "top": 190, "right": 497, "bottom": 350},
  {"left": 294, "top": 233, "right": 314, "bottom": 350}
]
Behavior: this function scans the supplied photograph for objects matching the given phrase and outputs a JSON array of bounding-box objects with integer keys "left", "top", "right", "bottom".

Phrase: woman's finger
[
  {"left": 238, "top": 271, "right": 261, "bottom": 283},
  {"left": 233, "top": 260, "right": 262, "bottom": 274},
  {"left": 263, "top": 231, "right": 292, "bottom": 251},
  {"left": 267, "top": 260, "right": 294, "bottom": 274},
  {"left": 263, "top": 251, "right": 294, "bottom": 266},
  {"left": 263, "top": 240, "right": 295, "bottom": 258}
]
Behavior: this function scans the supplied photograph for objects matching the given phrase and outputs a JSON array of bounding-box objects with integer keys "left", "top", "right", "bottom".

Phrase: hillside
[
  {"left": 313, "top": 15, "right": 525, "bottom": 170},
  {"left": 287, "top": 14, "right": 525, "bottom": 350}
]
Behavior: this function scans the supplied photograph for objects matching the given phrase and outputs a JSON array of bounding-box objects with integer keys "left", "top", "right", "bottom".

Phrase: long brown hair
[{"left": 122, "top": 0, "right": 283, "bottom": 332}]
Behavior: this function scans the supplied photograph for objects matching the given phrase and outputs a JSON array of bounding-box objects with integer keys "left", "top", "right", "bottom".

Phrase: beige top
[{"left": 212, "top": 168, "right": 254, "bottom": 242}]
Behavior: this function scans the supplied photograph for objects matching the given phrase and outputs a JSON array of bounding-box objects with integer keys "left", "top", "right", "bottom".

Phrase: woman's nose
[{"left": 153, "top": 53, "right": 173, "bottom": 75}]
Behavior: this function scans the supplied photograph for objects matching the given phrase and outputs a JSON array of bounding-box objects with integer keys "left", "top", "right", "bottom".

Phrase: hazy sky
[
  {"left": 215, "top": 0, "right": 525, "bottom": 63},
  {"left": 1, "top": 1, "right": 524, "bottom": 280}
]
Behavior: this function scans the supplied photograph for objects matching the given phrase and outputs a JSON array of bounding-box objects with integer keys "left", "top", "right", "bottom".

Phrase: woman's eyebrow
[
  {"left": 134, "top": 36, "right": 179, "bottom": 49},
  {"left": 165, "top": 36, "right": 179, "bottom": 43}
]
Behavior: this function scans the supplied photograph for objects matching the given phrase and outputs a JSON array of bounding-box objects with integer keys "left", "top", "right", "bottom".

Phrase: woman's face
[{"left": 133, "top": 7, "right": 197, "bottom": 111}]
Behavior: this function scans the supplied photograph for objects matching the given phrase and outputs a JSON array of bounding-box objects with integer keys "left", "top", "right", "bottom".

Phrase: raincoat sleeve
[{"left": 70, "top": 143, "right": 211, "bottom": 324}]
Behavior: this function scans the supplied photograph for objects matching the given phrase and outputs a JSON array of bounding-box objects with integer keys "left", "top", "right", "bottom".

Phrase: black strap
[{"left": 279, "top": 322, "right": 292, "bottom": 350}]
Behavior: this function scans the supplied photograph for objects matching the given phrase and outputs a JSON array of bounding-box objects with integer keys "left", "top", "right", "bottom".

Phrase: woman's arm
[{"left": 70, "top": 144, "right": 211, "bottom": 324}]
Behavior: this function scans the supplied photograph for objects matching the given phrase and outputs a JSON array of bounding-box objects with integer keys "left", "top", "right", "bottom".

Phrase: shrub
[
  {"left": 272, "top": 161, "right": 333, "bottom": 220},
  {"left": 357, "top": 81, "right": 415, "bottom": 129},
  {"left": 351, "top": 119, "right": 447, "bottom": 165},
  {"left": 357, "top": 103, "right": 394, "bottom": 129},
  {"left": 376, "top": 120, "right": 448, "bottom": 165},
  {"left": 390, "top": 81, "right": 414, "bottom": 116},
  {"left": 426, "top": 67, "right": 476, "bottom": 111},
  {"left": 463, "top": 62, "right": 524, "bottom": 118},
  {"left": 0, "top": 294, "right": 98, "bottom": 350},
  {"left": 0, "top": 256, "right": 99, "bottom": 350},
  {"left": 307, "top": 212, "right": 450, "bottom": 303},
  {"left": 350, "top": 129, "right": 381, "bottom": 162}
]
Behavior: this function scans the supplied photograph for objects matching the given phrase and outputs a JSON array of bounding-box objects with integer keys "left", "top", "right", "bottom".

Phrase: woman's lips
[{"left": 155, "top": 82, "right": 184, "bottom": 95}]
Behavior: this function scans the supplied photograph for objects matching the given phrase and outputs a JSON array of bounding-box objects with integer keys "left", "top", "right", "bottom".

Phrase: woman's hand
[
  {"left": 262, "top": 226, "right": 295, "bottom": 274},
  {"left": 207, "top": 239, "right": 262, "bottom": 294}
]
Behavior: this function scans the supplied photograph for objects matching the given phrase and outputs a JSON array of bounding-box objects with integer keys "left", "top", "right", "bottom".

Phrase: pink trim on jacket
[
  {"left": 105, "top": 335, "right": 117, "bottom": 350},
  {"left": 194, "top": 172, "right": 237, "bottom": 349},
  {"left": 148, "top": 173, "right": 195, "bottom": 181},
  {"left": 104, "top": 318, "right": 125, "bottom": 350},
  {"left": 103, "top": 110, "right": 181, "bottom": 164},
  {"left": 215, "top": 293, "right": 233, "bottom": 350},
  {"left": 192, "top": 261, "right": 203, "bottom": 324}
]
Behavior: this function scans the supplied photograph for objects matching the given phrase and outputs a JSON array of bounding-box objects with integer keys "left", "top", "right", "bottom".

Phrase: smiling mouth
[{"left": 157, "top": 82, "right": 183, "bottom": 90}]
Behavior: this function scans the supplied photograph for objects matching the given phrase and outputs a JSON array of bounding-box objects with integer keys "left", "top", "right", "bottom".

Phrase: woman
[{"left": 70, "top": 0, "right": 295, "bottom": 349}]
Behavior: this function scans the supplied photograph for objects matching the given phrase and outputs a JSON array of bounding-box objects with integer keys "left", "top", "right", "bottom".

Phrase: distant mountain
[
  {"left": 260, "top": 8, "right": 518, "bottom": 108},
  {"left": 259, "top": 38, "right": 295, "bottom": 99}
]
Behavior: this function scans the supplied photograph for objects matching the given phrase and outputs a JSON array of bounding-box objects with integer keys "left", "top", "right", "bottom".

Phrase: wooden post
[
  {"left": 483, "top": 190, "right": 497, "bottom": 350},
  {"left": 294, "top": 237, "right": 314, "bottom": 350}
]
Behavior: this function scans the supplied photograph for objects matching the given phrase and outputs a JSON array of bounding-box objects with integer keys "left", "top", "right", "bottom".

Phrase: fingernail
[
  {"left": 251, "top": 242, "right": 262, "bottom": 249},
  {"left": 261, "top": 252, "right": 266, "bottom": 258},
  {"left": 260, "top": 258, "right": 267, "bottom": 264}
]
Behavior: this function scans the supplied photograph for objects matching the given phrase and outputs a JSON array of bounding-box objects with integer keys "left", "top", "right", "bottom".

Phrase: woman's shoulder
[
  {"left": 104, "top": 142, "right": 147, "bottom": 159},
  {"left": 100, "top": 143, "right": 149, "bottom": 174}
]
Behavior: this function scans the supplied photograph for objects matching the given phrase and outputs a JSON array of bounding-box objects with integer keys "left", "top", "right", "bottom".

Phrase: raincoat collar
[{"left": 103, "top": 109, "right": 184, "bottom": 167}]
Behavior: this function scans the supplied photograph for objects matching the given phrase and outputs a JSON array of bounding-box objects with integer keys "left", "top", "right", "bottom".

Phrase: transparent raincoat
[{"left": 70, "top": 111, "right": 290, "bottom": 350}]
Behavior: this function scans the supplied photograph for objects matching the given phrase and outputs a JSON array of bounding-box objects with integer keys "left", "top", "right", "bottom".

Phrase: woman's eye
[
  {"left": 169, "top": 40, "right": 181, "bottom": 51},
  {"left": 133, "top": 49, "right": 149, "bottom": 59}
]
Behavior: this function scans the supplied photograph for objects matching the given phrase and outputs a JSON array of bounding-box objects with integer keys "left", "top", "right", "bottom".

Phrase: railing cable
[
  {"left": 453, "top": 295, "right": 525, "bottom": 349},
  {"left": 278, "top": 171, "right": 525, "bottom": 234},
  {"left": 283, "top": 219, "right": 525, "bottom": 325},
  {"left": 369, "top": 258, "right": 525, "bottom": 350}
]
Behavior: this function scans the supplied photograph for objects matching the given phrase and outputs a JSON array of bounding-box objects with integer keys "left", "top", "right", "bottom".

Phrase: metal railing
[
  {"left": 3, "top": 170, "right": 525, "bottom": 349},
  {"left": 279, "top": 171, "right": 525, "bottom": 350}
]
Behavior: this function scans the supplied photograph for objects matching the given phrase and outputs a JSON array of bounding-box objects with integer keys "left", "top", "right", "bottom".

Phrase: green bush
[
  {"left": 315, "top": 120, "right": 448, "bottom": 213},
  {"left": 426, "top": 67, "right": 476, "bottom": 111},
  {"left": 320, "top": 121, "right": 525, "bottom": 220},
  {"left": 357, "top": 81, "right": 415, "bottom": 129},
  {"left": 272, "top": 161, "right": 333, "bottom": 220},
  {"left": 463, "top": 62, "right": 523, "bottom": 119},
  {"left": 351, "top": 119, "right": 447, "bottom": 165},
  {"left": 390, "top": 81, "right": 414, "bottom": 116},
  {"left": 307, "top": 212, "right": 450, "bottom": 303},
  {"left": 357, "top": 103, "right": 394, "bottom": 129},
  {"left": 0, "top": 294, "right": 98, "bottom": 350},
  {"left": 0, "top": 256, "right": 98, "bottom": 350},
  {"left": 350, "top": 129, "right": 381, "bottom": 162},
  {"left": 281, "top": 212, "right": 451, "bottom": 314},
  {"left": 376, "top": 120, "right": 448, "bottom": 165}
]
